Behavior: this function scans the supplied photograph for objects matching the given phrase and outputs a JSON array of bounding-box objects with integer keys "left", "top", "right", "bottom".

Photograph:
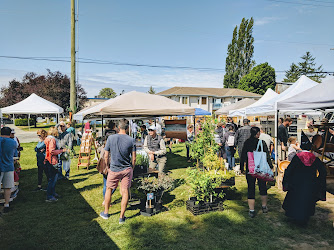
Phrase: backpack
[{"left": 227, "top": 134, "right": 235, "bottom": 146}]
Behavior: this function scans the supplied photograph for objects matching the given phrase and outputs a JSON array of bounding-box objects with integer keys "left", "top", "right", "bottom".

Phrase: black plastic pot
[
  {"left": 155, "top": 201, "right": 163, "bottom": 211},
  {"left": 146, "top": 207, "right": 154, "bottom": 214},
  {"left": 186, "top": 197, "right": 224, "bottom": 216}
]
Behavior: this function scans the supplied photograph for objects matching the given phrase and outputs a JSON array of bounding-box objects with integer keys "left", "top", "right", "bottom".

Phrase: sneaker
[
  {"left": 33, "top": 187, "right": 42, "bottom": 192},
  {"left": 262, "top": 206, "right": 268, "bottom": 213},
  {"left": 45, "top": 197, "right": 58, "bottom": 202},
  {"left": 119, "top": 217, "right": 127, "bottom": 224},
  {"left": 3, "top": 206, "right": 11, "bottom": 213},
  {"left": 249, "top": 210, "right": 255, "bottom": 218},
  {"left": 55, "top": 193, "right": 61, "bottom": 198},
  {"left": 100, "top": 212, "right": 109, "bottom": 220}
]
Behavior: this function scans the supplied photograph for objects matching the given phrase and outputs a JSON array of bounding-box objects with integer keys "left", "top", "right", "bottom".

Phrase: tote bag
[{"left": 252, "top": 140, "right": 275, "bottom": 181}]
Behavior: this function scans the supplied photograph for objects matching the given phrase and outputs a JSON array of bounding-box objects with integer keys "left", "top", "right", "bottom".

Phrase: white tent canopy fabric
[
  {"left": 245, "top": 75, "right": 318, "bottom": 116},
  {"left": 1, "top": 93, "right": 64, "bottom": 114},
  {"left": 216, "top": 98, "right": 257, "bottom": 115},
  {"left": 73, "top": 91, "right": 195, "bottom": 120},
  {"left": 229, "top": 88, "right": 278, "bottom": 117},
  {"left": 277, "top": 78, "right": 334, "bottom": 111}
]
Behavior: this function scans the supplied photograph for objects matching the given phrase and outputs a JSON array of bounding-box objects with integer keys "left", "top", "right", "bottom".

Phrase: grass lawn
[
  {"left": 1, "top": 143, "right": 334, "bottom": 249},
  {"left": 20, "top": 122, "right": 57, "bottom": 132}
]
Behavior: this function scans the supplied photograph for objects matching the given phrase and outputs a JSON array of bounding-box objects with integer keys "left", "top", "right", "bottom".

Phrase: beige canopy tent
[
  {"left": 73, "top": 91, "right": 195, "bottom": 120},
  {"left": 215, "top": 98, "right": 257, "bottom": 115}
]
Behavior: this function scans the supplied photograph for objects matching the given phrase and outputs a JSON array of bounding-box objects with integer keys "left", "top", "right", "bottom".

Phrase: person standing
[
  {"left": 155, "top": 118, "right": 162, "bottom": 136},
  {"left": 259, "top": 127, "right": 274, "bottom": 154},
  {"left": 240, "top": 127, "right": 273, "bottom": 218},
  {"left": 278, "top": 117, "right": 293, "bottom": 161},
  {"left": 225, "top": 117, "right": 238, "bottom": 132},
  {"left": 33, "top": 129, "right": 47, "bottom": 191},
  {"left": 144, "top": 125, "right": 167, "bottom": 175},
  {"left": 100, "top": 119, "right": 136, "bottom": 224},
  {"left": 0, "top": 127, "right": 18, "bottom": 213},
  {"left": 282, "top": 151, "right": 326, "bottom": 225},
  {"left": 235, "top": 119, "right": 251, "bottom": 172},
  {"left": 44, "top": 127, "right": 66, "bottom": 202},
  {"left": 186, "top": 125, "right": 194, "bottom": 162},
  {"left": 222, "top": 125, "right": 236, "bottom": 170},
  {"left": 56, "top": 121, "right": 73, "bottom": 180},
  {"left": 140, "top": 125, "right": 148, "bottom": 143}
]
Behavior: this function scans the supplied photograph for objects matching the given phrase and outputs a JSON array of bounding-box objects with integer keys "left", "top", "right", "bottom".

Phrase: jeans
[
  {"left": 225, "top": 146, "right": 235, "bottom": 170},
  {"left": 103, "top": 174, "right": 107, "bottom": 198},
  {"left": 58, "top": 159, "right": 71, "bottom": 179},
  {"left": 186, "top": 144, "right": 190, "bottom": 159},
  {"left": 45, "top": 162, "right": 58, "bottom": 199},
  {"left": 37, "top": 162, "right": 47, "bottom": 186}
]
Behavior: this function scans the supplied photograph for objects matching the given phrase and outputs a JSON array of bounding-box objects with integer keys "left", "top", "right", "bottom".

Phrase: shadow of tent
[{"left": 0, "top": 168, "right": 119, "bottom": 249}]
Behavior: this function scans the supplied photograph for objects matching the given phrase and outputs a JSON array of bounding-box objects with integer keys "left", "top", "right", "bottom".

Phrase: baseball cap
[
  {"left": 11, "top": 129, "right": 16, "bottom": 134},
  {"left": 148, "top": 125, "right": 156, "bottom": 131}
]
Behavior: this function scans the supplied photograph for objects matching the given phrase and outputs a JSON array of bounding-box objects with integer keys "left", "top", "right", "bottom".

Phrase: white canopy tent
[
  {"left": 1, "top": 93, "right": 64, "bottom": 127},
  {"left": 246, "top": 76, "right": 318, "bottom": 116},
  {"left": 215, "top": 98, "right": 257, "bottom": 115},
  {"left": 229, "top": 88, "right": 278, "bottom": 117},
  {"left": 277, "top": 78, "right": 334, "bottom": 111},
  {"left": 73, "top": 91, "right": 195, "bottom": 120}
]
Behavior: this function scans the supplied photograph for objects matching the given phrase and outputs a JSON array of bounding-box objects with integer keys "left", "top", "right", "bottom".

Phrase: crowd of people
[
  {"left": 0, "top": 115, "right": 327, "bottom": 226},
  {"left": 210, "top": 117, "right": 326, "bottom": 224}
]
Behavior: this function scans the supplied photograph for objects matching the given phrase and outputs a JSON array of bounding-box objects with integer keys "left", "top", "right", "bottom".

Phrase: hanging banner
[{"left": 164, "top": 119, "right": 187, "bottom": 140}]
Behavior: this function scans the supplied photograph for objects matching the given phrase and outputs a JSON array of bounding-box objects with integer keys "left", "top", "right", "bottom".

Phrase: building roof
[{"left": 157, "top": 87, "right": 261, "bottom": 98}]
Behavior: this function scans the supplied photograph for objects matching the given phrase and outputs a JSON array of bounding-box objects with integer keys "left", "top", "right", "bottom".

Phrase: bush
[{"left": 14, "top": 118, "right": 36, "bottom": 126}]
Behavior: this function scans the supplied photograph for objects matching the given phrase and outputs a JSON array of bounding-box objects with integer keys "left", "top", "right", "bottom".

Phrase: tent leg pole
[
  {"left": 275, "top": 110, "right": 278, "bottom": 168},
  {"left": 101, "top": 115, "right": 104, "bottom": 137},
  {"left": 28, "top": 114, "right": 30, "bottom": 131},
  {"left": 193, "top": 115, "right": 196, "bottom": 137}
]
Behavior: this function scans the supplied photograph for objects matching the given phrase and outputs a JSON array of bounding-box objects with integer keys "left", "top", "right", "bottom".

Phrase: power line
[
  {"left": 0, "top": 55, "right": 225, "bottom": 72},
  {"left": 266, "top": 0, "right": 334, "bottom": 7},
  {"left": 1, "top": 55, "right": 333, "bottom": 74}
]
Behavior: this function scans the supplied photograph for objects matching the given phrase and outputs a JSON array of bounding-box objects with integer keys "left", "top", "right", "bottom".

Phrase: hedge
[{"left": 14, "top": 118, "right": 36, "bottom": 126}]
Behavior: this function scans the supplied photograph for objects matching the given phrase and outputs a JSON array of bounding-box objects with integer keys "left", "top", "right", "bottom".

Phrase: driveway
[{"left": 7, "top": 124, "right": 39, "bottom": 143}]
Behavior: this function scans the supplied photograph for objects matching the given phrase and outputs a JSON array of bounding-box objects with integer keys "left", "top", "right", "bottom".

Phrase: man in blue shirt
[
  {"left": 0, "top": 127, "right": 18, "bottom": 213},
  {"left": 100, "top": 119, "right": 136, "bottom": 224}
]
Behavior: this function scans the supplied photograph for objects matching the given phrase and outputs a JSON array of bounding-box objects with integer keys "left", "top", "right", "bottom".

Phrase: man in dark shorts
[{"left": 100, "top": 119, "right": 136, "bottom": 224}]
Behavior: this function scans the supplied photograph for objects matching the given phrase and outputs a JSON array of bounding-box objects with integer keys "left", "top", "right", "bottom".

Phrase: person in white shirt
[
  {"left": 259, "top": 127, "right": 273, "bottom": 154},
  {"left": 155, "top": 118, "right": 162, "bottom": 135}
]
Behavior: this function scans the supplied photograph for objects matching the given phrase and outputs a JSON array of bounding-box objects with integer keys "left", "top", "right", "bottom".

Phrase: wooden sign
[{"left": 164, "top": 119, "right": 187, "bottom": 140}]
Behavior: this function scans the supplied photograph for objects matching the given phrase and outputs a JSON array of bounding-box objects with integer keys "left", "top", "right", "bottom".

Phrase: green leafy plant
[
  {"left": 190, "top": 118, "right": 219, "bottom": 162},
  {"left": 135, "top": 154, "right": 149, "bottom": 167},
  {"left": 14, "top": 118, "right": 35, "bottom": 126},
  {"left": 137, "top": 174, "right": 175, "bottom": 202},
  {"left": 186, "top": 168, "right": 225, "bottom": 203}
]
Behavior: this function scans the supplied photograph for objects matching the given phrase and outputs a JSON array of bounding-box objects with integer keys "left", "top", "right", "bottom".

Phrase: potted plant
[
  {"left": 137, "top": 174, "right": 175, "bottom": 215},
  {"left": 133, "top": 154, "right": 149, "bottom": 176}
]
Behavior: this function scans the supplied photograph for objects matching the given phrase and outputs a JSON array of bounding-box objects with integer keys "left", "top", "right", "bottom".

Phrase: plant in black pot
[
  {"left": 186, "top": 167, "right": 225, "bottom": 215},
  {"left": 133, "top": 154, "right": 149, "bottom": 176},
  {"left": 138, "top": 174, "right": 175, "bottom": 215}
]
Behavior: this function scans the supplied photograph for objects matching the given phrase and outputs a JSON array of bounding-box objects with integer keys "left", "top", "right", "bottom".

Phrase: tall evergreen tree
[
  {"left": 147, "top": 86, "right": 156, "bottom": 94},
  {"left": 224, "top": 17, "right": 255, "bottom": 88},
  {"left": 283, "top": 51, "right": 326, "bottom": 83}
]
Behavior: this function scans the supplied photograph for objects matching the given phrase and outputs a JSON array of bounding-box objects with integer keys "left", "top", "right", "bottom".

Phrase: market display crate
[{"left": 186, "top": 198, "right": 224, "bottom": 216}]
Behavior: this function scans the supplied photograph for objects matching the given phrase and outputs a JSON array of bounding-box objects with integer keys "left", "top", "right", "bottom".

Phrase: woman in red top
[{"left": 44, "top": 127, "right": 67, "bottom": 202}]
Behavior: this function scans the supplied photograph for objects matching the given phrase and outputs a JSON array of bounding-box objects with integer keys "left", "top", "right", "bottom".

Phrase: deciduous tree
[
  {"left": 97, "top": 88, "right": 117, "bottom": 99},
  {"left": 239, "top": 63, "right": 276, "bottom": 95},
  {"left": 0, "top": 69, "right": 87, "bottom": 111}
]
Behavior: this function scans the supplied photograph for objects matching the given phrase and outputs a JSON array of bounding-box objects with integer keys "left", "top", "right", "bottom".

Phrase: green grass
[{"left": 1, "top": 143, "right": 334, "bottom": 249}]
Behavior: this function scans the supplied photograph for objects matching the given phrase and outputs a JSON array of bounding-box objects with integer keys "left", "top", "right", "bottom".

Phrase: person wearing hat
[
  {"left": 235, "top": 118, "right": 252, "bottom": 173},
  {"left": 143, "top": 125, "right": 167, "bottom": 175},
  {"left": 10, "top": 128, "right": 21, "bottom": 158}
]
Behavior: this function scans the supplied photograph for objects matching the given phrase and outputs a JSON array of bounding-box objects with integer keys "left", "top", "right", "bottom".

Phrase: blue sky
[{"left": 1, "top": 0, "right": 333, "bottom": 97}]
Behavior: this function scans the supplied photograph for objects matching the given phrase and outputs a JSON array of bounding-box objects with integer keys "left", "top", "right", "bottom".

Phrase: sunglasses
[
  {"left": 37, "top": 135, "right": 41, "bottom": 137},
  {"left": 60, "top": 125, "right": 65, "bottom": 127}
]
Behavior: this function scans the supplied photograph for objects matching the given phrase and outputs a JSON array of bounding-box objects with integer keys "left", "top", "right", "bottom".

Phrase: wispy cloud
[
  {"left": 254, "top": 17, "right": 281, "bottom": 26},
  {"left": 80, "top": 70, "right": 225, "bottom": 97}
]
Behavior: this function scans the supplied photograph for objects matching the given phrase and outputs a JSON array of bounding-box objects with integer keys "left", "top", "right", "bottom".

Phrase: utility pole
[{"left": 70, "top": 0, "right": 76, "bottom": 118}]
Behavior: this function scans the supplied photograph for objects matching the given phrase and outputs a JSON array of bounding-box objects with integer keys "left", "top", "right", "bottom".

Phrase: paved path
[{"left": 7, "top": 124, "right": 39, "bottom": 143}]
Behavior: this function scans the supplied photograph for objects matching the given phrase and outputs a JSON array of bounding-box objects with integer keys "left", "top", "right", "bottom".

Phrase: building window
[
  {"left": 202, "top": 97, "right": 207, "bottom": 105},
  {"left": 182, "top": 97, "right": 188, "bottom": 104}
]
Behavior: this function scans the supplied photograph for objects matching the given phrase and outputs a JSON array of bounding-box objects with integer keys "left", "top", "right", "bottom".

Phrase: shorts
[
  {"left": 107, "top": 167, "right": 133, "bottom": 190},
  {"left": 0, "top": 171, "right": 15, "bottom": 189}
]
